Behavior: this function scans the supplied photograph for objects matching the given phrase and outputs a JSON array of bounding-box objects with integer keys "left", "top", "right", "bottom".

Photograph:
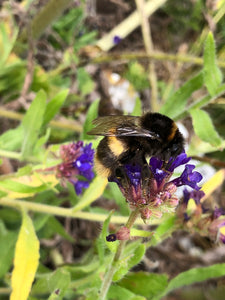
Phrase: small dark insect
[{"left": 88, "top": 112, "right": 184, "bottom": 178}]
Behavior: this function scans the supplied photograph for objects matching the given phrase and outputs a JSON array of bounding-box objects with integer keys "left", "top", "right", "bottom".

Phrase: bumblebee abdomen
[{"left": 95, "top": 137, "right": 127, "bottom": 177}]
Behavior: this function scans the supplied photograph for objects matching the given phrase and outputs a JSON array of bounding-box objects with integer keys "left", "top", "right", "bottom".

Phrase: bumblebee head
[{"left": 162, "top": 129, "right": 184, "bottom": 161}]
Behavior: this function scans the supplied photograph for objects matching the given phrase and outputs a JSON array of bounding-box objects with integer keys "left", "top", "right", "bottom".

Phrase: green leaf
[
  {"left": 150, "top": 216, "right": 176, "bottom": 246},
  {"left": 33, "top": 128, "right": 51, "bottom": 154},
  {"left": 17, "top": 165, "right": 33, "bottom": 177},
  {"left": 132, "top": 97, "right": 142, "bottom": 116},
  {"left": 190, "top": 108, "right": 223, "bottom": 147},
  {"left": 81, "top": 99, "right": 99, "bottom": 140},
  {"left": 21, "top": 90, "right": 46, "bottom": 158},
  {"left": 33, "top": 214, "right": 50, "bottom": 232},
  {"left": 77, "top": 67, "right": 94, "bottom": 96},
  {"left": 119, "top": 271, "right": 168, "bottom": 299},
  {"left": 130, "top": 228, "right": 153, "bottom": 238},
  {"left": 0, "top": 221, "right": 17, "bottom": 278},
  {"left": 113, "top": 244, "right": 145, "bottom": 282},
  {"left": 0, "top": 179, "right": 48, "bottom": 194},
  {"left": 0, "top": 23, "right": 18, "bottom": 67},
  {"left": 109, "top": 284, "right": 145, "bottom": 300},
  {"left": 101, "top": 210, "right": 118, "bottom": 255},
  {"left": 10, "top": 210, "right": 40, "bottom": 300},
  {"left": 47, "top": 216, "right": 74, "bottom": 243},
  {"left": 0, "top": 126, "right": 24, "bottom": 151},
  {"left": 72, "top": 176, "right": 108, "bottom": 212},
  {"left": 31, "top": 268, "right": 70, "bottom": 299},
  {"left": 42, "top": 89, "right": 69, "bottom": 127},
  {"left": 125, "top": 61, "right": 150, "bottom": 91},
  {"left": 158, "top": 263, "right": 225, "bottom": 299},
  {"left": 160, "top": 72, "right": 204, "bottom": 119},
  {"left": 203, "top": 32, "right": 222, "bottom": 96},
  {"left": 107, "top": 182, "right": 129, "bottom": 216}
]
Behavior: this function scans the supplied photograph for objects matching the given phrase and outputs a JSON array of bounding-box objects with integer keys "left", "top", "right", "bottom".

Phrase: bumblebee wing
[
  {"left": 87, "top": 116, "right": 137, "bottom": 136},
  {"left": 87, "top": 115, "right": 161, "bottom": 140}
]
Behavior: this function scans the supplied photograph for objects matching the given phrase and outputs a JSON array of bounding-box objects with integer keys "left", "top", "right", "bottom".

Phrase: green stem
[
  {"left": 0, "top": 150, "right": 21, "bottom": 160},
  {"left": 99, "top": 208, "right": 140, "bottom": 300},
  {"left": 80, "top": 51, "right": 225, "bottom": 69},
  {"left": 0, "top": 197, "right": 157, "bottom": 226},
  {"left": 0, "top": 107, "right": 82, "bottom": 133}
]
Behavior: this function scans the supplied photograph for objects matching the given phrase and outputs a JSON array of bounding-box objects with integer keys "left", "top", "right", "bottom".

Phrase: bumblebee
[{"left": 88, "top": 112, "right": 184, "bottom": 178}]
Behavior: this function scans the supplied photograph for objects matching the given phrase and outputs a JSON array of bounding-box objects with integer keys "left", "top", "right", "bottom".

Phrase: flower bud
[{"left": 116, "top": 226, "right": 130, "bottom": 240}]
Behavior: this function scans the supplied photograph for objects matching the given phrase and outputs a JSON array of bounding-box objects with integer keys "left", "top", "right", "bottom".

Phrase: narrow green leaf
[
  {"left": 203, "top": 32, "right": 222, "bottom": 96},
  {"left": 132, "top": 97, "right": 142, "bottom": 116},
  {"left": 175, "top": 83, "right": 225, "bottom": 120},
  {"left": 150, "top": 216, "right": 176, "bottom": 246},
  {"left": 0, "top": 23, "right": 18, "bottom": 67},
  {"left": 33, "top": 214, "right": 50, "bottom": 232},
  {"left": 119, "top": 272, "right": 168, "bottom": 299},
  {"left": 127, "top": 244, "right": 145, "bottom": 270},
  {"left": 160, "top": 263, "right": 225, "bottom": 299},
  {"left": 0, "top": 179, "right": 47, "bottom": 194},
  {"left": 47, "top": 216, "right": 74, "bottom": 243},
  {"left": 72, "top": 176, "right": 108, "bottom": 212},
  {"left": 101, "top": 210, "right": 118, "bottom": 255},
  {"left": 42, "top": 89, "right": 69, "bottom": 127},
  {"left": 77, "top": 67, "right": 94, "bottom": 96},
  {"left": 113, "top": 244, "right": 145, "bottom": 282},
  {"left": 0, "top": 221, "right": 17, "bottom": 278},
  {"left": 33, "top": 128, "right": 51, "bottom": 154},
  {"left": 21, "top": 90, "right": 46, "bottom": 158},
  {"left": 130, "top": 228, "right": 153, "bottom": 238},
  {"left": 160, "top": 72, "right": 204, "bottom": 119},
  {"left": 109, "top": 284, "right": 145, "bottom": 300},
  {"left": 0, "top": 126, "right": 24, "bottom": 151},
  {"left": 81, "top": 99, "right": 99, "bottom": 140},
  {"left": 190, "top": 108, "right": 223, "bottom": 147},
  {"left": 31, "top": 268, "right": 70, "bottom": 299}
]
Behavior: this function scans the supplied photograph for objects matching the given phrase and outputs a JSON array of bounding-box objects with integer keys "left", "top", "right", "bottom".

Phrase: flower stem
[
  {"left": 0, "top": 197, "right": 154, "bottom": 226},
  {"left": 99, "top": 208, "right": 140, "bottom": 300}
]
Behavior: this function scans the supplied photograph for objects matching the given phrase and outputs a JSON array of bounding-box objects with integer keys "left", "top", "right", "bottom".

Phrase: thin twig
[
  {"left": 192, "top": 155, "right": 225, "bottom": 168},
  {"left": 17, "top": 26, "right": 35, "bottom": 109},
  {"left": 79, "top": 50, "right": 225, "bottom": 69},
  {"left": 0, "top": 107, "right": 82, "bottom": 132},
  {"left": 135, "top": 0, "right": 158, "bottom": 111}
]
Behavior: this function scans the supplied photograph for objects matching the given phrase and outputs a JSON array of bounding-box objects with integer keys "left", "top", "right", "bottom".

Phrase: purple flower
[
  {"left": 56, "top": 141, "right": 94, "bottom": 195},
  {"left": 113, "top": 35, "right": 121, "bottom": 44},
  {"left": 166, "top": 152, "right": 191, "bottom": 172},
  {"left": 149, "top": 157, "right": 167, "bottom": 186},
  {"left": 74, "top": 180, "right": 90, "bottom": 195},
  {"left": 108, "top": 151, "right": 204, "bottom": 221},
  {"left": 213, "top": 207, "right": 225, "bottom": 219},
  {"left": 182, "top": 188, "right": 205, "bottom": 205},
  {"left": 172, "top": 164, "right": 203, "bottom": 190},
  {"left": 124, "top": 164, "right": 142, "bottom": 190}
]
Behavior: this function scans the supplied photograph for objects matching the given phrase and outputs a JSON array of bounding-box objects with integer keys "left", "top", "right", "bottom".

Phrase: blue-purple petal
[
  {"left": 167, "top": 152, "right": 191, "bottom": 172},
  {"left": 74, "top": 180, "right": 89, "bottom": 195}
]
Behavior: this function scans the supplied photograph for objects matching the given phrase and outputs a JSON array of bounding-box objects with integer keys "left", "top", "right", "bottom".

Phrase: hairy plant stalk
[{"left": 99, "top": 208, "right": 140, "bottom": 300}]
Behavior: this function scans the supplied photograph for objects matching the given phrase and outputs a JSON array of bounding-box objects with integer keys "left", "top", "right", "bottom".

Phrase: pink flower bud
[{"left": 116, "top": 226, "right": 130, "bottom": 240}]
